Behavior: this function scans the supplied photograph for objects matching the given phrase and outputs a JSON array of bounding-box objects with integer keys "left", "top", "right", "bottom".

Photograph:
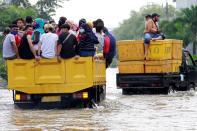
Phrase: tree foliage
[
  {"left": 113, "top": 4, "right": 176, "bottom": 40},
  {"left": 35, "top": 0, "right": 63, "bottom": 19},
  {"left": 0, "top": 5, "right": 38, "bottom": 30},
  {"left": 160, "top": 5, "right": 197, "bottom": 53},
  {"left": 9, "top": 0, "right": 31, "bottom": 8}
]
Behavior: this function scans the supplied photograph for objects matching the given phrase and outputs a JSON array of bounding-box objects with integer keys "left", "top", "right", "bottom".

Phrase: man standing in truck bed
[{"left": 144, "top": 13, "right": 160, "bottom": 60}]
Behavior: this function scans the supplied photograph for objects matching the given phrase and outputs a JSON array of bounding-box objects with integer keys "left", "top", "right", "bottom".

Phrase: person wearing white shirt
[{"left": 38, "top": 24, "right": 58, "bottom": 59}]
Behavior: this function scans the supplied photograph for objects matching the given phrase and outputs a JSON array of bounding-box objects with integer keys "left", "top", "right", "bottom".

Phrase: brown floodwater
[{"left": 0, "top": 68, "right": 197, "bottom": 131}]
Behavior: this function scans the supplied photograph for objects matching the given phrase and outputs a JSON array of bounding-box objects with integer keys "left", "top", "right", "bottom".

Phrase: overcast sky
[{"left": 30, "top": 0, "right": 175, "bottom": 28}]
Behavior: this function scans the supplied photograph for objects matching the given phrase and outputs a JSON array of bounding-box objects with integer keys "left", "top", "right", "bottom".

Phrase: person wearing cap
[
  {"left": 56, "top": 23, "right": 78, "bottom": 61},
  {"left": 144, "top": 13, "right": 161, "bottom": 60},
  {"left": 38, "top": 24, "right": 58, "bottom": 59}
]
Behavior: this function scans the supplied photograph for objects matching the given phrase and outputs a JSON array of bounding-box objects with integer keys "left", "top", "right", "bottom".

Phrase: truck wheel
[
  {"left": 99, "top": 85, "right": 106, "bottom": 102},
  {"left": 188, "top": 83, "right": 195, "bottom": 91},
  {"left": 163, "top": 86, "right": 174, "bottom": 94},
  {"left": 168, "top": 86, "right": 175, "bottom": 94},
  {"left": 122, "top": 89, "right": 129, "bottom": 95}
]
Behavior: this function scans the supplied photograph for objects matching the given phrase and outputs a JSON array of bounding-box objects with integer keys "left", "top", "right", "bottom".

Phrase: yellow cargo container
[
  {"left": 147, "top": 40, "right": 172, "bottom": 60},
  {"left": 118, "top": 61, "right": 144, "bottom": 74},
  {"left": 145, "top": 60, "right": 172, "bottom": 73},
  {"left": 170, "top": 60, "right": 182, "bottom": 72},
  {"left": 117, "top": 40, "right": 144, "bottom": 61},
  {"left": 145, "top": 60, "right": 182, "bottom": 73},
  {"left": 7, "top": 57, "right": 106, "bottom": 94},
  {"left": 172, "top": 40, "right": 183, "bottom": 60}
]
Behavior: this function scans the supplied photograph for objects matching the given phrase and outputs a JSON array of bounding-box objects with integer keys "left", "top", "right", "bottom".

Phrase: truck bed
[
  {"left": 7, "top": 57, "right": 106, "bottom": 94},
  {"left": 117, "top": 73, "right": 181, "bottom": 89}
]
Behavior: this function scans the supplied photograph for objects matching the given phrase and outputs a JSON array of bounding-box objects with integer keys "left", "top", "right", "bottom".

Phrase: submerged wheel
[
  {"left": 188, "top": 83, "right": 195, "bottom": 91},
  {"left": 122, "top": 89, "right": 136, "bottom": 95},
  {"left": 122, "top": 89, "right": 129, "bottom": 95},
  {"left": 163, "top": 86, "right": 174, "bottom": 94}
]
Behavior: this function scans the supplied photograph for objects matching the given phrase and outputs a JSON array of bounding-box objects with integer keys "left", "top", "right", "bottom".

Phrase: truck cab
[{"left": 180, "top": 50, "right": 197, "bottom": 90}]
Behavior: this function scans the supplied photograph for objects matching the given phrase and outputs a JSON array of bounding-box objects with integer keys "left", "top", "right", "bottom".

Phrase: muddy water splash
[{"left": 0, "top": 68, "right": 197, "bottom": 130}]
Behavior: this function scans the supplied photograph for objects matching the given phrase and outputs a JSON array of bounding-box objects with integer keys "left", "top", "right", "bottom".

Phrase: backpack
[{"left": 103, "top": 35, "right": 110, "bottom": 54}]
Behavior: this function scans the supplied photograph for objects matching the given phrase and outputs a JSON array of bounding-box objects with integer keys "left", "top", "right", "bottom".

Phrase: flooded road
[{"left": 1, "top": 68, "right": 197, "bottom": 130}]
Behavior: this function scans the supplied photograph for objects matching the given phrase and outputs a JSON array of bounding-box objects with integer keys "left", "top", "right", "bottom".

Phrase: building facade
[{"left": 173, "top": 0, "right": 197, "bottom": 9}]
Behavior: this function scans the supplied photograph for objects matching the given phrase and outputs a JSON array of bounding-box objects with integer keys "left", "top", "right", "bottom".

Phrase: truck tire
[
  {"left": 122, "top": 89, "right": 129, "bottom": 95},
  {"left": 188, "top": 83, "right": 195, "bottom": 91},
  {"left": 163, "top": 86, "right": 174, "bottom": 94}
]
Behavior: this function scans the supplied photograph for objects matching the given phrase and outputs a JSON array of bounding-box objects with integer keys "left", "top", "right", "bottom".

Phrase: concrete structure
[
  {"left": 173, "top": 0, "right": 197, "bottom": 9},
  {"left": 2, "top": 0, "right": 12, "bottom": 4}
]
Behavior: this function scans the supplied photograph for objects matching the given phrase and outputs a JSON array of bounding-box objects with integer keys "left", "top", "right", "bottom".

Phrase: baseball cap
[{"left": 152, "top": 13, "right": 160, "bottom": 17}]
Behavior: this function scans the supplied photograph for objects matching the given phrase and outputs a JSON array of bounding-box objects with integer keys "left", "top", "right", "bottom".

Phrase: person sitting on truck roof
[
  {"left": 76, "top": 23, "right": 99, "bottom": 57},
  {"left": 76, "top": 18, "right": 87, "bottom": 42},
  {"left": 57, "top": 23, "right": 78, "bottom": 61},
  {"left": 95, "top": 19, "right": 105, "bottom": 54},
  {"left": 18, "top": 25, "right": 39, "bottom": 60},
  {"left": 144, "top": 13, "right": 161, "bottom": 60},
  {"left": 56, "top": 16, "right": 67, "bottom": 36},
  {"left": 38, "top": 24, "right": 58, "bottom": 59},
  {"left": 25, "top": 16, "right": 33, "bottom": 26},
  {"left": 66, "top": 20, "right": 78, "bottom": 36},
  {"left": 10, "top": 24, "right": 21, "bottom": 47},
  {"left": 32, "top": 18, "right": 45, "bottom": 53},
  {"left": 49, "top": 19, "right": 57, "bottom": 33},
  {"left": 2, "top": 26, "right": 20, "bottom": 60},
  {"left": 103, "top": 27, "right": 116, "bottom": 68},
  {"left": 16, "top": 18, "right": 25, "bottom": 37}
]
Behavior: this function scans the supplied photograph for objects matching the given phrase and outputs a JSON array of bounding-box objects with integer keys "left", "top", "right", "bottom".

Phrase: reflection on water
[{"left": 0, "top": 68, "right": 197, "bottom": 130}]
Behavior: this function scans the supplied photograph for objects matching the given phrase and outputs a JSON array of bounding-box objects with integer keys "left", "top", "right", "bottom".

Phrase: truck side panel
[{"left": 7, "top": 57, "right": 106, "bottom": 94}]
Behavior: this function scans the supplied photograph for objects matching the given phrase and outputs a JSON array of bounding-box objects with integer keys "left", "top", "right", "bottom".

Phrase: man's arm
[
  {"left": 57, "top": 44, "right": 62, "bottom": 57},
  {"left": 37, "top": 41, "right": 41, "bottom": 57},
  {"left": 12, "top": 41, "right": 20, "bottom": 58},
  {"left": 27, "top": 35, "right": 38, "bottom": 59}
]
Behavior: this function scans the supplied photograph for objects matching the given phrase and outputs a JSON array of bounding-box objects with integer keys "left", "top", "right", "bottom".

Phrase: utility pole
[{"left": 165, "top": 0, "right": 169, "bottom": 20}]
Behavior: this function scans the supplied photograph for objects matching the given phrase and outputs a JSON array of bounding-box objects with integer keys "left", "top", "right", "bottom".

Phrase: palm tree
[{"left": 182, "top": 5, "right": 197, "bottom": 54}]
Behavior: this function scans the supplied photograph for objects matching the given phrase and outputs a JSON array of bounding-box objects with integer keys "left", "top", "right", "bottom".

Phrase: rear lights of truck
[
  {"left": 15, "top": 94, "right": 31, "bottom": 101},
  {"left": 73, "top": 92, "right": 89, "bottom": 99}
]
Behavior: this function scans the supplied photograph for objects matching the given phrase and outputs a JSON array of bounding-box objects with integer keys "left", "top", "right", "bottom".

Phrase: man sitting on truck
[
  {"left": 57, "top": 23, "right": 78, "bottom": 61},
  {"left": 38, "top": 24, "right": 58, "bottom": 59},
  {"left": 144, "top": 13, "right": 161, "bottom": 60},
  {"left": 2, "top": 26, "right": 20, "bottom": 60}
]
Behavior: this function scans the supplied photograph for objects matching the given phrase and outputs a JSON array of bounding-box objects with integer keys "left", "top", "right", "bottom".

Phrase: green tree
[
  {"left": 160, "top": 18, "right": 191, "bottom": 47},
  {"left": 160, "top": 5, "right": 197, "bottom": 54},
  {"left": 113, "top": 4, "right": 177, "bottom": 40},
  {"left": 0, "top": 5, "right": 38, "bottom": 30},
  {"left": 181, "top": 5, "right": 197, "bottom": 54},
  {"left": 36, "top": 0, "right": 63, "bottom": 19},
  {"left": 9, "top": 0, "right": 31, "bottom": 8}
]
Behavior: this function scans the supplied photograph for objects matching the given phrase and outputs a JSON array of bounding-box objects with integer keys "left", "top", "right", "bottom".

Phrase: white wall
[{"left": 176, "top": 0, "right": 197, "bottom": 9}]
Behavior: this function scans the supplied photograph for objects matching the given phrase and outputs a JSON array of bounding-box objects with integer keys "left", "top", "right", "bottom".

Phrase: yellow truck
[
  {"left": 7, "top": 57, "right": 106, "bottom": 108},
  {"left": 117, "top": 40, "right": 197, "bottom": 94}
]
